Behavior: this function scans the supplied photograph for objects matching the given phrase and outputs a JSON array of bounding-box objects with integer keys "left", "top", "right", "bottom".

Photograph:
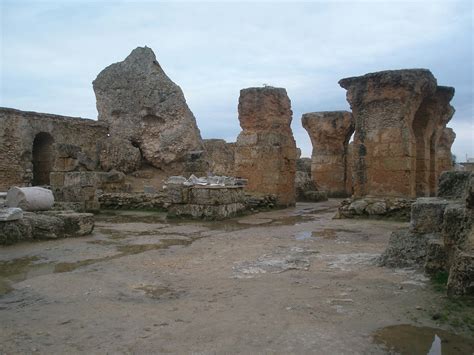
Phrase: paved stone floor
[{"left": 0, "top": 200, "right": 472, "bottom": 354}]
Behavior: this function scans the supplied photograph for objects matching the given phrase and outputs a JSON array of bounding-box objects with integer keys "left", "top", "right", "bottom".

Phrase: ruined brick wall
[
  {"left": 0, "top": 107, "right": 108, "bottom": 190},
  {"left": 302, "top": 111, "right": 354, "bottom": 197},
  {"left": 203, "top": 139, "right": 235, "bottom": 176},
  {"left": 339, "top": 69, "right": 455, "bottom": 198},
  {"left": 234, "top": 87, "right": 297, "bottom": 206}
]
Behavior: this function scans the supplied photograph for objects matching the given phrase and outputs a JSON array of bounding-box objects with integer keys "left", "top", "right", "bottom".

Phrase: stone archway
[{"left": 32, "top": 132, "right": 54, "bottom": 186}]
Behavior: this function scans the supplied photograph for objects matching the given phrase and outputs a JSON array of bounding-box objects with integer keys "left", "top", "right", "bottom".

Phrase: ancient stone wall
[
  {"left": 302, "top": 111, "right": 354, "bottom": 197},
  {"left": 339, "top": 69, "right": 455, "bottom": 198},
  {"left": 93, "top": 47, "right": 206, "bottom": 173},
  {"left": 436, "top": 127, "right": 456, "bottom": 183},
  {"left": 234, "top": 87, "right": 297, "bottom": 206},
  {"left": 203, "top": 139, "right": 235, "bottom": 176},
  {"left": 0, "top": 107, "right": 108, "bottom": 190}
]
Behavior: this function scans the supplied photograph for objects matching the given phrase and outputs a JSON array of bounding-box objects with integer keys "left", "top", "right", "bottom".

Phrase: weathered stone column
[
  {"left": 234, "top": 87, "right": 297, "bottom": 206},
  {"left": 436, "top": 127, "right": 456, "bottom": 180},
  {"left": 301, "top": 111, "right": 354, "bottom": 197},
  {"left": 421, "top": 86, "right": 455, "bottom": 196},
  {"left": 339, "top": 69, "right": 438, "bottom": 198}
]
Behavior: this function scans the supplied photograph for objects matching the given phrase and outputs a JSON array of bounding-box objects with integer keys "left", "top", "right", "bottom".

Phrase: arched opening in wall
[
  {"left": 32, "top": 132, "right": 54, "bottom": 186},
  {"left": 412, "top": 103, "right": 430, "bottom": 197}
]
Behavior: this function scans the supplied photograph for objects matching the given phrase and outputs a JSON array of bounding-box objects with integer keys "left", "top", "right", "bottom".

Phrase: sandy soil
[{"left": 0, "top": 200, "right": 471, "bottom": 354}]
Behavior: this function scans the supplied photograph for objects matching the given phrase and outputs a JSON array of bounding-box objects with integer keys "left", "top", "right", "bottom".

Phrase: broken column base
[{"left": 336, "top": 197, "right": 413, "bottom": 221}]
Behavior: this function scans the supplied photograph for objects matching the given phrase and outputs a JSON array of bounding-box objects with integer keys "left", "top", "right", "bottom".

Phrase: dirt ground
[{"left": 0, "top": 200, "right": 472, "bottom": 354}]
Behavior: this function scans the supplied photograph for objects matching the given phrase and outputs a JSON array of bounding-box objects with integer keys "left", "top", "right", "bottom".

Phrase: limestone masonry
[
  {"left": 302, "top": 111, "right": 354, "bottom": 197},
  {"left": 339, "top": 69, "right": 454, "bottom": 198},
  {"left": 234, "top": 87, "right": 298, "bottom": 206}
]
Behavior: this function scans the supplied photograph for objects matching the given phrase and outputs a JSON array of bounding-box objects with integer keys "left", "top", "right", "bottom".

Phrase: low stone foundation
[
  {"left": 166, "top": 185, "right": 245, "bottom": 220},
  {"left": 0, "top": 210, "right": 94, "bottom": 245},
  {"left": 336, "top": 197, "right": 413, "bottom": 221},
  {"left": 98, "top": 192, "right": 166, "bottom": 210}
]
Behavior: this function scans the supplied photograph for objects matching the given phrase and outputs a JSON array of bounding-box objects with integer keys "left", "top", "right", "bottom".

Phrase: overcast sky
[{"left": 1, "top": 0, "right": 473, "bottom": 160}]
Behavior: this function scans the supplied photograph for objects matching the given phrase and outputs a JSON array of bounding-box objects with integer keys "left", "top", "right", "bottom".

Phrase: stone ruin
[
  {"left": 379, "top": 171, "right": 474, "bottom": 296},
  {"left": 338, "top": 69, "right": 455, "bottom": 199},
  {"left": 164, "top": 175, "right": 246, "bottom": 219},
  {"left": 302, "top": 111, "right": 354, "bottom": 197},
  {"left": 234, "top": 87, "right": 298, "bottom": 207},
  {"left": 0, "top": 47, "right": 462, "bottom": 249}
]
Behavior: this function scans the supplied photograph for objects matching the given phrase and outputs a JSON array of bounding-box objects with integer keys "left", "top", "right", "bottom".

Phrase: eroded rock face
[
  {"left": 302, "top": 111, "right": 354, "bottom": 197},
  {"left": 93, "top": 47, "right": 204, "bottom": 171},
  {"left": 98, "top": 137, "right": 142, "bottom": 174},
  {"left": 339, "top": 69, "right": 455, "bottom": 198},
  {"left": 234, "top": 87, "right": 297, "bottom": 206}
]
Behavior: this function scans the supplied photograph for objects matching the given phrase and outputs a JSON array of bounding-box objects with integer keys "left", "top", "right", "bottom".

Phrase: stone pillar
[
  {"left": 301, "top": 111, "right": 354, "bottom": 197},
  {"left": 234, "top": 87, "right": 297, "bottom": 206},
  {"left": 339, "top": 69, "right": 438, "bottom": 198},
  {"left": 436, "top": 127, "right": 456, "bottom": 180},
  {"left": 422, "top": 87, "right": 455, "bottom": 196}
]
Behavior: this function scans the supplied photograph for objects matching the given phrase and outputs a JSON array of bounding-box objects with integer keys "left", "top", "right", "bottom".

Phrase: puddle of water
[
  {"left": 0, "top": 256, "right": 56, "bottom": 295},
  {"left": 373, "top": 324, "right": 474, "bottom": 354},
  {"left": 95, "top": 210, "right": 168, "bottom": 225},
  {"left": 295, "top": 228, "right": 356, "bottom": 241},
  {"left": 0, "top": 238, "right": 196, "bottom": 295},
  {"left": 133, "top": 285, "right": 182, "bottom": 300}
]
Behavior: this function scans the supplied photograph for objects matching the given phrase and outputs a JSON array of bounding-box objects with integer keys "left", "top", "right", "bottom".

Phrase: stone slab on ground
[
  {"left": 0, "top": 207, "right": 23, "bottom": 221},
  {"left": 0, "top": 210, "right": 95, "bottom": 245}
]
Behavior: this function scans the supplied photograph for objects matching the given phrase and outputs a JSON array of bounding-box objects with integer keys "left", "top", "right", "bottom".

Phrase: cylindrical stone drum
[{"left": 6, "top": 186, "right": 55, "bottom": 211}]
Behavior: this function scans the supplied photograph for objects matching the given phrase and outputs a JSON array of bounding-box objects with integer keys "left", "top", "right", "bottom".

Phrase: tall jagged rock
[
  {"left": 234, "top": 87, "right": 297, "bottom": 206},
  {"left": 339, "top": 69, "right": 455, "bottom": 198},
  {"left": 93, "top": 47, "right": 205, "bottom": 172},
  {"left": 302, "top": 111, "right": 354, "bottom": 197}
]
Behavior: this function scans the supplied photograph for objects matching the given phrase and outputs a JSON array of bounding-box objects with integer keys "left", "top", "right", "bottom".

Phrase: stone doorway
[{"left": 32, "top": 132, "right": 54, "bottom": 186}]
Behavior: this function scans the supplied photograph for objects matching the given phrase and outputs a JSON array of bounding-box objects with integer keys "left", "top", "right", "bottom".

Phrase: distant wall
[{"left": 0, "top": 107, "right": 108, "bottom": 190}]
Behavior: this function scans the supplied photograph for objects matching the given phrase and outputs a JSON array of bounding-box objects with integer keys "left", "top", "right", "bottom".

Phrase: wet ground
[{"left": 0, "top": 200, "right": 473, "bottom": 354}]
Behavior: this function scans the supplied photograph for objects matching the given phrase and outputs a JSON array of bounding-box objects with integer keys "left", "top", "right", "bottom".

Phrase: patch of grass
[
  {"left": 431, "top": 271, "right": 449, "bottom": 292},
  {"left": 428, "top": 271, "right": 474, "bottom": 333},
  {"left": 433, "top": 297, "right": 474, "bottom": 333}
]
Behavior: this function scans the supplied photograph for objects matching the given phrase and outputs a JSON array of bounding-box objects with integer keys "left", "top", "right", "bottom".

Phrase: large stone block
[
  {"left": 447, "top": 251, "right": 474, "bottom": 296},
  {"left": 438, "top": 171, "right": 472, "bottom": 200},
  {"left": 0, "top": 207, "right": 23, "bottom": 221},
  {"left": 410, "top": 197, "right": 448, "bottom": 234}
]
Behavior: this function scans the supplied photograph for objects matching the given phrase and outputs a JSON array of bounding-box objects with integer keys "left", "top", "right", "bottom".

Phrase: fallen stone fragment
[
  {"left": 6, "top": 186, "right": 54, "bottom": 211},
  {"left": 0, "top": 207, "right": 23, "bottom": 221}
]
